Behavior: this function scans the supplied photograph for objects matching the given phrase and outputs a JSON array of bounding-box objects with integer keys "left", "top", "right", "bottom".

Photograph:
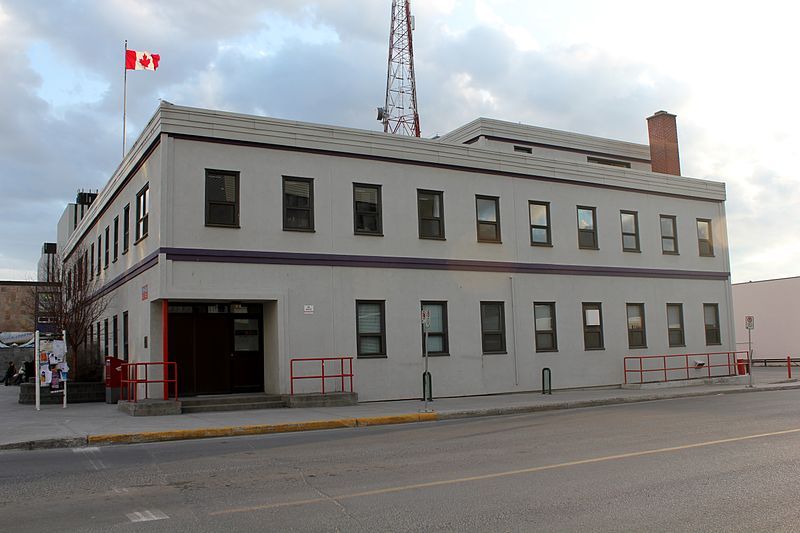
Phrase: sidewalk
[{"left": 1, "top": 367, "right": 798, "bottom": 451}]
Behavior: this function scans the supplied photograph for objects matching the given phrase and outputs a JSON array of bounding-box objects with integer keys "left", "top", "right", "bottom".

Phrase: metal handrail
[
  {"left": 120, "top": 362, "right": 178, "bottom": 402},
  {"left": 623, "top": 351, "right": 748, "bottom": 385},
  {"left": 290, "top": 356, "right": 354, "bottom": 395}
]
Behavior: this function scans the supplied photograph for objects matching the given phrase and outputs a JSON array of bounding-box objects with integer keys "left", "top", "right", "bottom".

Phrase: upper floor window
[
  {"left": 577, "top": 206, "right": 598, "bottom": 249},
  {"left": 703, "top": 303, "right": 721, "bottom": 345},
  {"left": 90, "top": 243, "right": 95, "bottom": 279},
  {"left": 96, "top": 236, "right": 101, "bottom": 275},
  {"left": 660, "top": 215, "right": 678, "bottom": 254},
  {"left": 534, "top": 302, "right": 557, "bottom": 352},
  {"left": 480, "top": 301, "right": 506, "bottom": 354},
  {"left": 529, "top": 201, "right": 551, "bottom": 246},
  {"left": 697, "top": 219, "right": 714, "bottom": 257},
  {"left": 356, "top": 300, "right": 386, "bottom": 358},
  {"left": 418, "top": 189, "right": 444, "bottom": 239},
  {"left": 135, "top": 184, "right": 149, "bottom": 241},
  {"left": 667, "top": 303, "right": 685, "bottom": 347},
  {"left": 104, "top": 226, "right": 109, "bottom": 268},
  {"left": 582, "top": 302, "right": 604, "bottom": 350},
  {"left": 113, "top": 216, "right": 119, "bottom": 262},
  {"left": 620, "top": 211, "right": 640, "bottom": 252},
  {"left": 421, "top": 301, "right": 448, "bottom": 356},
  {"left": 205, "top": 170, "right": 240, "bottom": 227},
  {"left": 353, "top": 183, "right": 382, "bottom": 235},
  {"left": 283, "top": 177, "right": 314, "bottom": 231},
  {"left": 476, "top": 195, "right": 501, "bottom": 242},
  {"left": 122, "top": 204, "right": 130, "bottom": 254},
  {"left": 626, "top": 303, "right": 647, "bottom": 349}
]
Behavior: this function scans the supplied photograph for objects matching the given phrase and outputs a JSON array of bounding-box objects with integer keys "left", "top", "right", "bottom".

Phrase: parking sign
[{"left": 745, "top": 315, "right": 755, "bottom": 330}]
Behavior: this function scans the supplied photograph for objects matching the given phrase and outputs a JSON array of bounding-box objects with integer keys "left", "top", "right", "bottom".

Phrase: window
[
  {"left": 90, "top": 243, "right": 95, "bottom": 279},
  {"left": 529, "top": 201, "right": 551, "bottom": 246},
  {"left": 660, "top": 215, "right": 678, "bottom": 254},
  {"left": 283, "top": 177, "right": 314, "bottom": 231},
  {"left": 587, "top": 156, "right": 631, "bottom": 168},
  {"left": 626, "top": 303, "right": 647, "bottom": 348},
  {"left": 582, "top": 303, "right": 604, "bottom": 350},
  {"left": 514, "top": 145, "right": 532, "bottom": 154},
  {"left": 577, "top": 206, "right": 598, "bottom": 249},
  {"left": 96, "top": 321, "right": 101, "bottom": 349},
  {"left": 667, "top": 303, "right": 685, "bottom": 347},
  {"left": 113, "top": 217, "right": 119, "bottom": 262},
  {"left": 135, "top": 184, "right": 149, "bottom": 241},
  {"left": 353, "top": 183, "right": 382, "bottom": 235},
  {"left": 417, "top": 190, "right": 444, "bottom": 239},
  {"left": 123, "top": 311, "right": 129, "bottom": 361},
  {"left": 122, "top": 204, "right": 130, "bottom": 253},
  {"left": 533, "top": 302, "right": 557, "bottom": 352},
  {"left": 421, "top": 302, "right": 448, "bottom": 356},
  {"left": 620, "top": 211, "right": 640, "bottom": 252},
  {"left": 103, "top": 318, "right": 109, "bottom": 356},
  {"left": 476, "top": 195, "right": 501, "bottom": 242},
  {"left": 112, "top": 315, "right": 118, "bottom": 357},
  {"left": 480, "top": 302, "right": 506, "bottom": 354},
  {"left": 205, "top": 169, "right": 240, "bottom": 227},
  {"left": 704, "top": 303, "right": 721, "bottom": 345},
  {"left": 697, "top": 219, "right": 714, "bottom": 256},
  {"left": 104, "top": 226, "right": 109, "bottom": 268},
  {"left": 356, "top": 300, "right": 386, "bottom": 357},
  {"left": 97, "top": 236, "right": 101, "bottom": 275}
]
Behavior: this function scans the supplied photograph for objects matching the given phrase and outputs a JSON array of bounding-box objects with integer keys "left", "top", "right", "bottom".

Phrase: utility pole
[{"left": 377, "top": 0, "right": 421, "bottom": 137}]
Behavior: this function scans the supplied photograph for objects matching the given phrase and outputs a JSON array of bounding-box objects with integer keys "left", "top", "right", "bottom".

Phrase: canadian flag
[{"left": 125, "top": 49, "right": 160, "bottom": 71}]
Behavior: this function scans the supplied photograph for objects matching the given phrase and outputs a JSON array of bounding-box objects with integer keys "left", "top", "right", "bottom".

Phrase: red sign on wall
[{"left": 141, "top": 285, "right": 149, "bottom": 301}]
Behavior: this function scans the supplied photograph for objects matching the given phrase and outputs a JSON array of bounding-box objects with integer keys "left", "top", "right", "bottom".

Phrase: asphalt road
[{"left": 2, "top": 390, "right": 800, "bottom": 532}]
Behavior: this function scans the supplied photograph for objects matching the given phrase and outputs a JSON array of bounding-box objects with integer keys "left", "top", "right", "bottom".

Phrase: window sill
[
  {"left": 531, "top": 242, "right": 553, "bottom": 247},
  {"left": 705, "top": 343, "right": 722, "bottom": 347},
  {"left": 579, "top": 246, "right": 599, "bottom": 251},
  {"left": 623, "top": 249, "right": 641, "bottom": 253},
  {"left": 535, "top": 349, "right": 558, "bottom": 353},
  {"left": 584, "top": 347, "right": 605, "bottom": 351},
  {"left": 121, "top": 249, "right": 129, "bottom": 256},
  {"left": 483, "top": 351, "right": 508, "bottom": 355},
  {"left": 422, "top": 352, "right": 450, "bottom": 357},
  {"left": 477, "top": 239, "right": 502, "bottom": 244},
  {"left": 355, "top": 231, "right": 384, "bottom": 237},
  {"left": 419, "top": 235, "right": 446, "bottom": 241},
  {"left": 133, "top": 235, "right": 148, "bottom": 245},
  {"left": 629, "top": 345, "right": 648, "bottom": 350},
  {"left": 669, "top": 344, "right": 687, "bottom": 348},
  {"left": 699, "top": 254, "right": 716, "bottom": 258},
  {"left": 357, "top": 354, "right": 387, "bottom": 359},
  {"left": 283, "top": 227, "right": 316, "bottom": 233},
  {"left": 206, "top": 223, "right": 241, "bottom": 229},
  {"left": 112, "top": 258, "right": 118, "bottom": 264},
  {"left": 662, "top": 251, "right": 679, "bottom": 256}
]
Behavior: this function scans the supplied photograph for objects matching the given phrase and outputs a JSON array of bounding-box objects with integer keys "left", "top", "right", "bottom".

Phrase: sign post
[
  {"left": 421, "top": 309, "right": 432, "bottom": 412},
  {"left": 745, "top": 315, "right": 755, "bottom": 388}
]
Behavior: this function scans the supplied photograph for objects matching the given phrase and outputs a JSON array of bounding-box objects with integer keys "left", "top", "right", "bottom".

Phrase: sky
[{"left": 1, "top": 0, "right": 798, "bottom": 283}]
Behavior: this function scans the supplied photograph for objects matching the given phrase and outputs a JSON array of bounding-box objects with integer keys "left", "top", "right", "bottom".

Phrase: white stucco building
[
  {"left": 732, "top": 277, "right": 800, "bottom": 360},
  {"left": 55, "top": 103, "right": 735, "bottom": 400}
]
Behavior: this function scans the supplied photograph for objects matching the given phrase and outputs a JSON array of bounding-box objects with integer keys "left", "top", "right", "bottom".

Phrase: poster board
[{"left": 34, "top": 330, "right": 69, "bottom": 410}]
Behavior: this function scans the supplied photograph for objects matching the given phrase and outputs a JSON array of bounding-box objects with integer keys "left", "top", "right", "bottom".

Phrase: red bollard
[{"left": 788, "top": 356, "right": 793, "bottom": 380}]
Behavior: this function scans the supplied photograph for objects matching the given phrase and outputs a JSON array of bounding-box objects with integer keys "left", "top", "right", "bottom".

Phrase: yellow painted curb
[{"left": 355, "top": 412, "right": 439, "bottom": 426}]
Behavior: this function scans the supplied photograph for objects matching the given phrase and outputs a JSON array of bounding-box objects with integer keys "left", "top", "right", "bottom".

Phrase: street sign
[{"left": 745, "top": 315, "right": 755, "bottom": 330}]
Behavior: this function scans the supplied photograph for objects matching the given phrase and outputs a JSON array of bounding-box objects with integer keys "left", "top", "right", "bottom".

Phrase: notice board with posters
[{"left": 34, "top": 330, "right": 69, "bottom": 410}]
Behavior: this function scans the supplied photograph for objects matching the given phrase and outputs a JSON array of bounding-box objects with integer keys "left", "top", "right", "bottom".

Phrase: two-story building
[{"left": 56, "top": 103, "right": 734, "bottom": 400}]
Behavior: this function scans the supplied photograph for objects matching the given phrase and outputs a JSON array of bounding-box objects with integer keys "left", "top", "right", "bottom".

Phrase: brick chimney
[{"left": 647, "top": 111, "right": 681, "bottom": 175}]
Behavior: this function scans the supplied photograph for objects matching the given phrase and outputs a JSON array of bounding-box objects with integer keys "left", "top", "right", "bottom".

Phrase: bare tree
[{"left": 35, "top": 246, "right": 109, "bottom": 381}]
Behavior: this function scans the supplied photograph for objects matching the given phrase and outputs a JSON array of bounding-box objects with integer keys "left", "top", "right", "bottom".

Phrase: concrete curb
[{"left": 2, "top": 384, "right": 799, "bottom": 451}]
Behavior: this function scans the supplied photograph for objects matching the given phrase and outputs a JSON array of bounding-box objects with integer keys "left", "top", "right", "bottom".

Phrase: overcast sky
[{"left": 1, "top": 0, "right": 797, "bottom": 283}]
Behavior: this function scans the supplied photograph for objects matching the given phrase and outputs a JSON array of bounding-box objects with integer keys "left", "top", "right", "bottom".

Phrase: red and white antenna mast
[{"left": 377, "top": 0, "right": 420, "bottom": 137}]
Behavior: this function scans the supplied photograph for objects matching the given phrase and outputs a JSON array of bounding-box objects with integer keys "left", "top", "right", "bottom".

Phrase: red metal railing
[
  {"left": 121, "top": 362, "right": 178, "bottom": 402},
  {"left": 290, "top": 356, "right": 354, "bottom": 395},
  {"left": 623, "top": 351, "right": 749, "bottom": 385}
]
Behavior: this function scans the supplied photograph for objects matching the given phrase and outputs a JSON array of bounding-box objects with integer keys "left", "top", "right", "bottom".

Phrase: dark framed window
[
  {"left": 96, "top": 321, "right": 101, "bottom": 349},
  {"left": 577, "top": 206, "right": 598, "bottom": 249},
  {"left": 90, "top": 243, "right": 95, "bottom": 279},
  {"left": 667, "top": 303, "right": 685, "bottom": 347},
  {"left": 620, "top": 211, "right": 640, "bottom": 252},
  {"left": 697, "top": 219, "right": 714, "bottom": 257},
  {"left": 112, "top": 315, "right": 118, "bottom": 357},
  {"left": 113, "top": 217, "right": 119, "bottom": 262},
  {"left": 88, "top": 324, "right": 93, "bottom": 352},
  {"left": 356, "top": 300, "right": 386, "bottom": 357},
  {"left": 135, "top": 184, "right": 149, "bottom": 241},
  {"left": 514, "top": 145, "right": 532, "bottom": 154},
  {"left": 122, "top": 204, "right": 130, "bottom": 254},
  {"left": 480, "top": 301, "right": 506, "bottom": 354},
  {"left": 96, "top": 236, "right": 101, "bottom": 275},
  {"left": 582, "top": 302, "right": 604, "bottom": 350},
  {"left": 660, "top": 215, "right": 678, "bottom": 254},
  {"left": 123, "top": 311, "right": 129, "bottom": 361},
  {"left": 626, "top": 303, "right": 647, "bottom": 348},
  {"left": 587, "top": 156, "right": 631, "bottom": 168},
  {"left": 418, "top": 189, "right": 444, "bottom": 239},
  {"left": 353, "top": 183, "right": 382, "bottom": 235},
  {"left": 529, "top": 201, "right": 551, "bottom": 246},
  {"left": 703, "top": 303, "right": 721, "bottom": 345},
  {"left": 421, "top": 301, "right": 448, "bottom": 356},
  {"left": 104, "top": 226, "right": 109, "bottom": 268},
  {"left": 205, "top": 169, "right": 240, "bottom": 227},
  {"left": 103, "top": 318, "right": 109, "bottom": 356},
  {"left": 534, "top": 302, "right": 557, "bottom": 352},
  {"left": 283, "top": 176, "right": 314, "bottom": 231},
  {"left": 476, "top": 195, "right": 501, "bottom": 242}
]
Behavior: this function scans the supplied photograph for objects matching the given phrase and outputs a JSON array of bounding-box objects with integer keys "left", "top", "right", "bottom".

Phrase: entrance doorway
[{"left": 168, "top": 302, "right": 264, "bottom": 396}]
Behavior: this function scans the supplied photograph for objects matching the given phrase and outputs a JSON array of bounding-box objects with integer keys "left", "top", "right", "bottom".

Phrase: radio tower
[{"left": 377, "top": 0, "right": 420, "bottom": 137}]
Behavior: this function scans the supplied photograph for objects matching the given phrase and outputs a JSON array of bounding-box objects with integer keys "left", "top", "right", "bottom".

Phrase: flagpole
[{"left": 123, "top": 39, "right": 128, "bottom": 158}]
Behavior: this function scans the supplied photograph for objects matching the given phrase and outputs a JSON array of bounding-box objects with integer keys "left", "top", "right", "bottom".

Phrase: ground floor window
[
  {"left": 703, "top": 303, "right": 721, "bottom": 345},
  {"left": 356, "top": 300, "right": 386, "bottom": 357},
  {"left": 582, "top": 302, "right": 604, "bottom": 350},
  {"left": 421, "top": 301, "right": 448, "bottom": 356},
  {"left": 480, "top": 302, "right": 506, "bottom": 354},
  {"left": 626, "top": 303, "right": 647, "bottom": 348}
]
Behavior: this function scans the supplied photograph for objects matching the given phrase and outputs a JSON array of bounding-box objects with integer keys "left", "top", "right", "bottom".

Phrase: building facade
[
  {"left": 55, "top": 104, "right": 734, "bottom": 400},
  {"left": 732, "top": 277, "right": 800, "bottom": 360}
]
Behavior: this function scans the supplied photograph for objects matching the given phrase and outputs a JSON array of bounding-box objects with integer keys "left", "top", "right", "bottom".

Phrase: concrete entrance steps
[{"left": 180, "top": 393, "right": 287, "bottom": 414}]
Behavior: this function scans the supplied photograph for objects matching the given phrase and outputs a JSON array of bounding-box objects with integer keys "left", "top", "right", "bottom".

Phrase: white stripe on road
[
  {"left": 126, "top": 510, "right": 169, "bottom": 522},
  {"left": 72, "top": 447, "right": 100, "bottom": 453}
]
